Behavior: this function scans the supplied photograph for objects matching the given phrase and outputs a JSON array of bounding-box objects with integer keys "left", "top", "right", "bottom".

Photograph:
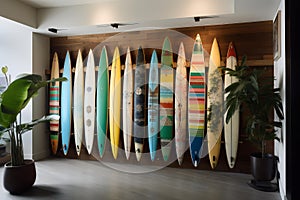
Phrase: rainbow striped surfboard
[
  {"left": 188, "top": 34, "right": 206, "bottom": 167},
  {"left": 49, "top": 52, "right": 60, "bottom": 155},
  {"left": 160, "top": 37, "right": 174, "bottom": 161}
]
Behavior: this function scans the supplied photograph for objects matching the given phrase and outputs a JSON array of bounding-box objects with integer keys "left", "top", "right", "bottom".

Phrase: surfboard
[
  {"left": 84, "top": 49, "right": 96, "bottom": 155},
  {"left": 224, "top": 42, "right": 239, "bottom": 168},
  {"left": 49, "top": 52, "right": 60, "bottom": 155},
  {"left": 109, "top": 46, "right": 121, "bottom": 159},
  {"left": 160, "top": 37, "right": 174, "bottom": 161},
  {"left": 122, "top": 47, "right": 133, "bottom": 160},
  {"left": 73, "top": 49, "right": 84, "bottom": 156},
  {"left": 207, "top": 37, "right": 223, "bottom": 169},
  {"left": 61, "top": 51, "right": 72, "bottom": 156},
  {"left": 175, "top": 42, "right": 187, "bottom": 166},
  {"left": 148, "top": 50, "right": 159, "bottom": 161},
  {"left": 97, "top": 46, "right": 109, "bottom": 158},
  {"left": 188, "top": 34, "right": 206, "bottom": 167},
  {"left": 134, "top": 46, "right": 146, "bottom": 162}
]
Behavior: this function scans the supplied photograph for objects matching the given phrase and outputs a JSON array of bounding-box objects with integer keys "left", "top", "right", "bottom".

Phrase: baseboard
[
  {"left": 24, "top": 149, "right": 50, "bottom": 161},
  {"left": 33, "top": 149, "right": 50, "bottom": 161}
]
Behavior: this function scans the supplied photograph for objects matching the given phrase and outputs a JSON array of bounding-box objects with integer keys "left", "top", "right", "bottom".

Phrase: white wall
[
  {"left": 0, "top": 16, "right": 33, "bottom": 159},
  {"left": 274, "top": 1, "right": 286, "bottom": 199},
  {"left": 32, "top": 33, "right": 50, "bottom": 160},
  {"left": 0, "top": 18, "right": 51, "bottom": 161}
]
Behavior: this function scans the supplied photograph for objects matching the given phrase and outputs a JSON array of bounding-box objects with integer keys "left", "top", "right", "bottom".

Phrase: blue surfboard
[
  {"left": 61, "top": 51, "right": 72, "bottom": 155},
  {"left": 148, "top": 50, "right": 159, "bottom": 161}
]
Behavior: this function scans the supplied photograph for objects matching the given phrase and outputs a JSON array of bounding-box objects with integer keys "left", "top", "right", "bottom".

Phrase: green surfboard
[{"left": 97, "top": 46, "right": 109, "bottom": 158}]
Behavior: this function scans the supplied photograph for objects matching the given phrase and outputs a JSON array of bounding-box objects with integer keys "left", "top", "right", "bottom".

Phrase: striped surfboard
[
  {"left": 148, "top": 50, "right": 159, "bottom": 161},
  {"left": 122, "top": 47, "right": 133, "bottom": 160},
  {"left": 49, "top": 52, "right": 60, "bottom": 155},
  {"left": 160, "top": 37, "right": 174, "bottom": 161},
  {"left": 224, "top": 42, "right": 239, "bottom": 168},
  {"left": 61, "top": 51, "right": 72, "bottom": 156},
  {"left": 207, "top": 38, "right": 223, "bottom": 169},
  {"left": 175, "top": 42, "right": 187, "bottom": 165},
  {"left": 134, "top": 47, "right": 146, "bottom": 162},
  {"left": 188, "top": 34, "right": 206, "bottom": 167},
  {"left": 84, "top": 49, "right": 96, "bottom": 155},
  {"left": 97, "top": 46, "right": 109, "bottom": 158},
  {"left": 73, "top": 49, "right": 84, "bottom": 156}
]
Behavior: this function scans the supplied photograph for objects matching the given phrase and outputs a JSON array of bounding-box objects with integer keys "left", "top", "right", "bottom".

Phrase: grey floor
[{"left": 0, "top": 158, "right": 281, "bottom": 200}]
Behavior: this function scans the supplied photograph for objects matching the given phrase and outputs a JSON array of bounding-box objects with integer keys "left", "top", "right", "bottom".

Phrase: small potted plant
[
  {"left": 0, "top": 66, "right": 66, "bottom": 194},
  {"left": 221, "top": 57, "right": 284, "bottom": 191}
]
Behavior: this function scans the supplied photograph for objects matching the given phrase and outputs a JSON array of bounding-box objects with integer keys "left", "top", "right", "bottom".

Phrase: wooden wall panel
[
  {"left": 50, "top": 21, "right": 273, "bottom": 69},
  {"left": 49, "top": 21, "right": 274, "bottom": 173}
]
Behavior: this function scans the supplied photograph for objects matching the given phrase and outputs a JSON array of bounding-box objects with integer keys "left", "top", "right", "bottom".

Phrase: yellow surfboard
[
  {"left": 207, "top": 38, "right": 223, "bottom": 169},
  {"left": 109, "top": 46, "right": 121, "bottom": 159}
]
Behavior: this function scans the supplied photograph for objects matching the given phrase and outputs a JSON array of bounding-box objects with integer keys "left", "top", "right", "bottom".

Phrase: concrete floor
[{"left": 0, "top": 158, "right": 281, "bottom": 200}]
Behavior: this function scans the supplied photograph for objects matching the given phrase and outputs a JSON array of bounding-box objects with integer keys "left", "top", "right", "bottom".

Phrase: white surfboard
[
  {"left": 84, "top": 49, "right": 96, "bottom": 155},
  {"left": 123, "top": 47, "right": 133, "bottom": 160},
  {"left": 73, "top": 49, "right": 84, "bottom": 156},
  {"left": 224, "top": 42, "right": 239, "bottom": 168},
  {"left": 175, "top": 42, "right": 187, "bottom": 165}
]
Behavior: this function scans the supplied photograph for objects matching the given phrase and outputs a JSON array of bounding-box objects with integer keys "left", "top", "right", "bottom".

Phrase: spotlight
[
  {"left": 111, "top": 23, "right": 119, "bottom": 29},
  {"left": 48, "top": 28, "right": 58, "bottom": 33},
  {"left": 194, "top": 17, "right": 200, "bottom": 22}
]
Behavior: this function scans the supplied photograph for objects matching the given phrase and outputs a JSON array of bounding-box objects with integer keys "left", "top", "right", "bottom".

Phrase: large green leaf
[
  {"left": 0, "top": 74, "right": 67, "bottom": 128},
  {"left": 1, "top": 79, "right": 32, "bottom": 115}
]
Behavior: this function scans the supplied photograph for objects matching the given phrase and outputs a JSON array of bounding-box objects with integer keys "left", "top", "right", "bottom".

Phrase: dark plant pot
[
  {"left": 3, "top": 159, "right": 36, "bottom": 195},
  {"left": 0, "top": 144, "right": 5, "bottom": 156},
  {"left": 250, "top": 152, "right": 276, "bottom": 181}
]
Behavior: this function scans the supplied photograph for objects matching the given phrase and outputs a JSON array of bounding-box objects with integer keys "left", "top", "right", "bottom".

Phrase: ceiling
[
  {"left": 13, "top": 0, "right": 281, "bottom": 37},
  {"left": 19, "top": 0, "right": 115, "bottom": 8}
]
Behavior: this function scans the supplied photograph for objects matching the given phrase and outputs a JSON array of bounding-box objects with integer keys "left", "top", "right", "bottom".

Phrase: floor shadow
[{"left": 16, "top": 185, "right": 61, "bottom": 198}]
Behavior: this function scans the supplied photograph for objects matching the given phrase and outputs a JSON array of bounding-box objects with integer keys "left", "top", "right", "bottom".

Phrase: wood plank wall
[{"left": 49, "top": 21, "right": 274, "bottom": 173}]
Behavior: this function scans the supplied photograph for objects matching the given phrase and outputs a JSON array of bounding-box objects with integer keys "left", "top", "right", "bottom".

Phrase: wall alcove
[{"left": 47, "top": 20, "right": 274, "bottom": 173}]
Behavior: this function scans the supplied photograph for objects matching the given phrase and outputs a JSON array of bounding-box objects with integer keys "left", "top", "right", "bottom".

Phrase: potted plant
[
  {"left": 0, "top": 66, "right": 66, "bottom": 194},
  {"left": 221, "top": 57, "right": 284, "bottom": 191}
]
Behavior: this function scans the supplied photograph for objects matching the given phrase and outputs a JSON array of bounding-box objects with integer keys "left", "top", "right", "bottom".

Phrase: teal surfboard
[
  {"left": 97, "top": 46, "right": 109, "bottom": 158},
  {"left": 148, "top": 50, "right": 159, "bottom": 161},
  {"left": 160, "top": 37, "right": 174, "bottom": 161},
  {"left": 61, "top": 51, "right": 72, "bottom": 155}
]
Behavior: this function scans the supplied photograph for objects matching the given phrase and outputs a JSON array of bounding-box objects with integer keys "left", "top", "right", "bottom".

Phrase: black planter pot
[
  {"left": 3, "top": 159, "right": 36, "bottom": 195},
  {"left": 248, "top": 153, "right": 278, "bottom": 192},
  {"left": 0, "top": 144, "right": 6, "bottom": 156},
  {"left": 250, "top": 152, "right": 276, "bottom": 181}
]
